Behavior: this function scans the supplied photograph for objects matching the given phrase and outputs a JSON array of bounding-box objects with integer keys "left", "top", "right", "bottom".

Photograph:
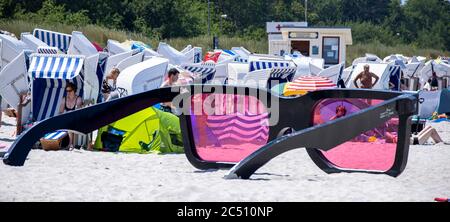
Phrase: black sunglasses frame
[
  {"left": 179, "top": 86, "right": 418, "bottom": 179},
  {"left": 2, "top": 85, "right": 417, "bottom": 180}
]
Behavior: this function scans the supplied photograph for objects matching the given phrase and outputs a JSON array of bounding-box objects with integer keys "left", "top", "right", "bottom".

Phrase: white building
[{"left": 267, "top": 22, "right": 352, "bottom": 67}]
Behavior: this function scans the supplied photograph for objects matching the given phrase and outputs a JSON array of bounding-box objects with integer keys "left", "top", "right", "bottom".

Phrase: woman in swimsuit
[
  {"left": 60, "top": 82, "right": 83, "bottom": 114},
  {"left": 59, "top": 82, "right": 83, "bottom": 149}
]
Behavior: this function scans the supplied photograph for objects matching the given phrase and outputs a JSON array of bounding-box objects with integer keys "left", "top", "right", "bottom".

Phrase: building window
[{"left": 322, "top": 37, "right": 340, "bottom": 65}]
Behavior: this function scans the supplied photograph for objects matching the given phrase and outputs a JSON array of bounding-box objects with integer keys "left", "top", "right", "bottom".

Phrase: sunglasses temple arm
[
  {"left": 225, "top": 96, "right": 417, "bottom": 179},
  {"left": 3, "top": 88, "right": 176, "bottom": 166}
]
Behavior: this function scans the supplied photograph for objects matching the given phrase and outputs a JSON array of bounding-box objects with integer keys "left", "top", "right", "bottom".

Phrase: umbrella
[
  {"left": 284, "top": 76, "right": 337, "bottom": 96},
  {"left": 270, "top": 82, "right": 287, "bottom": 96}
]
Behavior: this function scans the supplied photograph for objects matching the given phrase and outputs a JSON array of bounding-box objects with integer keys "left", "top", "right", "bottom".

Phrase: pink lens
[
  {"left": 313, "top": 99, "right": 399, "bottom": 172},
  {"left": 190, "top": 94, "right": 269, "bottom": 163}
]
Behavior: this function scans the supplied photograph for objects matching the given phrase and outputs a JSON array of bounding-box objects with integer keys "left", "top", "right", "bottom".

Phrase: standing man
[{"left": 354, "top": 64, "right": 380, "bottom": 89}]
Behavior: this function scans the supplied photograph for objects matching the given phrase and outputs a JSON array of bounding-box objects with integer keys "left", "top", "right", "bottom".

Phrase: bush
[
  {"left": 12, "top": 0, "right": 91, "bottom": 27},
  {"left": 344, "top": 22, "right": 402, "bottom": 46}
]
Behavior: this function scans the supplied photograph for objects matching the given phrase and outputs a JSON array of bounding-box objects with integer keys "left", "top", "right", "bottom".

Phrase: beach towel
[{"left": 432, "top": 118, "right": 450, "bottom": 123}]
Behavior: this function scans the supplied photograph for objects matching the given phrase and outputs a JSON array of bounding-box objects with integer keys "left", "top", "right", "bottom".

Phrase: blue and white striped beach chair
[
  {"left": 28, "top": 54, "right": 89, "bottom": 147},
  {"left": 234, "top": 57, "right": 248, "bottom": 63},
  {"left": 33, "top": 29, "right": 72, "bottom": 53},
  {"left": 182, "top": 63, "right": 216, "bottom": 84},
  {"left": 249, "top": 60, "right": 291, "bottom": 72},
  {"left": 388, "top": 63, "right": 402, "bottom": 91},
  {"left": 243, "top": 67, "right": 296, "bottom": 89},
  {"left": 37, "top": 46, "right": 59, "bottom": 54},
  {"left": 246, "top": 56, "right": 296, "bottom": 88},
  {"left": 28, "top": 54, "right": 85, "bottom": 121}
]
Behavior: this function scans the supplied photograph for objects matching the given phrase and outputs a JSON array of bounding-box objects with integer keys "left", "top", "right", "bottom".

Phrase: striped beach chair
[
  {"left": 28, "top": 53, "right": 89, "bottom": 147},
  {"left": 388, "top": 63, "right": 402, "bottom": 91},
  {"left": 244, "top": 67, "right": 296, "bottom": 89},
  {"left": 182, "top": 63, "right": 216, "bottom": 84},
  {"left": 37, "top": 46, "right": 59, "bottom": 54},
  {"left": 249, "top": 60, "right": 291, "bottom": 72},
  {"left": 234, "top": 57, "right": 248, "bottom": 63},
  {"left": 33, "top": 29, "right": 72, "bottom": 53},
  {"left": 268, "top": 67, "right": 296, "bottom": 86},
  {"left": 28, "top": 54, "right": 85, "bottom": 121}
]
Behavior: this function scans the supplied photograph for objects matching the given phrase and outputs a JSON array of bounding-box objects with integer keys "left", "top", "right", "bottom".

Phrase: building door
[
  {"left": 291, "top": 41, "right": 310, "bottom": 56},
  {"left": 322, "top": 37, "right": 340, "bottom": 65}
]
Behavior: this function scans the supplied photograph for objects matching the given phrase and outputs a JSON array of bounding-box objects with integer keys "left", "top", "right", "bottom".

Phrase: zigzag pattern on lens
[{"left": 206, "top": 113, "right": 269, "bottom": 143}]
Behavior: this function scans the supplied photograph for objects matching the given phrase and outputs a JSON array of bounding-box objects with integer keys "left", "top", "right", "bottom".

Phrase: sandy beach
[{"left": 0, "top": 115, "right": 449, "bottom": 202}]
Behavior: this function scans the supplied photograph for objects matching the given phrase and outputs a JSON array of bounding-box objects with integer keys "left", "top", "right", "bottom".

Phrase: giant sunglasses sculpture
[{"left": 3, "top": 85, "right": 418, "bottom": 179}]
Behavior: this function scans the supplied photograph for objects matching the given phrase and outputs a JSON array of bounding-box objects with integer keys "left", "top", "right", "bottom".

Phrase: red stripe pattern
[{"left": 286, "top": 76, "right": 337, "bottom": 91}]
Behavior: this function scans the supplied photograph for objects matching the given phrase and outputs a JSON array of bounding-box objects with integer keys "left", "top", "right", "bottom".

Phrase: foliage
[{"left": 0, "top": 0, "right": 448, "bottom": 51}]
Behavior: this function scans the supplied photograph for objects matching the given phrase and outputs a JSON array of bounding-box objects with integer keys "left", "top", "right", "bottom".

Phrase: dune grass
[{"left": 1, "top": 19, "right": 448, "bottom": 67}]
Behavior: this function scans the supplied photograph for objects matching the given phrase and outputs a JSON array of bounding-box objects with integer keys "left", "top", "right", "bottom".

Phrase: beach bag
[
  {"left": 40, "top": 131, "right": 70, "bottom": 151},
  {"left": 101, "top": 126, "right": 126, "bottom": 152}
]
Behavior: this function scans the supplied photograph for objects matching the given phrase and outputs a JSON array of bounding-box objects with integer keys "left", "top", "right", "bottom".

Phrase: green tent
[{"left": 94, "top": 107, "right": 184, "bottom": 154}]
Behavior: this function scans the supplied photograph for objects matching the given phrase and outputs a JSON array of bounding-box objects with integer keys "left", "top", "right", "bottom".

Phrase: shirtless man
[
  {"left": 354, "top": 64, "right": 380, "bottom": 89},
  {"left": 159, "top": 68, "right": 180, "bottom": 112}
]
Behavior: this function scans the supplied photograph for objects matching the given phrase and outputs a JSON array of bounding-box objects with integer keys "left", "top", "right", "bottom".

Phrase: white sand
[{"left": 0, "top": 115, "right": 449, "bottom": 202}]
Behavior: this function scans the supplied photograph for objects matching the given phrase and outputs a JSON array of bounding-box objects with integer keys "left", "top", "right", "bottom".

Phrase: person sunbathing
[
  {"left": 354, "top": 64, "right": 380, "bottom": 89},
  {"left": 411, "top": 125, "right": 443, "bottom": 145}
]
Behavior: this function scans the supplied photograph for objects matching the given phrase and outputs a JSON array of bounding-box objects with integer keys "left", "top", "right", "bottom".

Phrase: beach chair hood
[
  {"left": 157, "top": 42, "right": 189, "bottom": 66},
  {"left": 67, "top": 31, "right": 98, "bottom": 57},
  {"left": 182, "top": 62, "right": 216, "bottom": 84},
  {"left": 33, "top": 28, "right": 71, "bottom": 53},
  {"left": 346, "top": 63, "right": 393, "bottom": 90},
  {"left": 116, "top": 57, "right": 168, "bottom": 96},
  {"left": 29, "top": 54, "right": 85, "bottom": 121},
  {"left": 419, "top": 61, "right": 450, "bottom": 86},
  {"left": 0, "top": 51, "right": 33, "bottom": 126},
  {"left": 20, "top": 33, "right": 49, "bottom": 52},
  {"left": 0, "top": 34, "right": 29, "bottom": 68}
]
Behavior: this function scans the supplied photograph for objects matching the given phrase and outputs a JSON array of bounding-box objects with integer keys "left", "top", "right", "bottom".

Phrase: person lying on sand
[{"left": 354, "top": 64, "right": 380, "bottom": 89}]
